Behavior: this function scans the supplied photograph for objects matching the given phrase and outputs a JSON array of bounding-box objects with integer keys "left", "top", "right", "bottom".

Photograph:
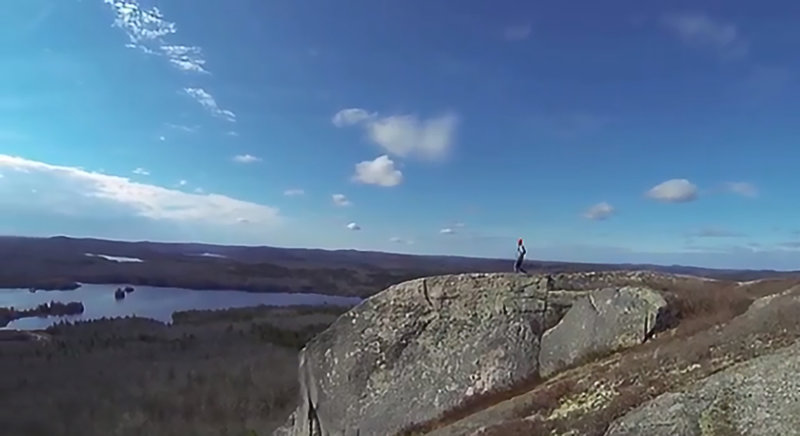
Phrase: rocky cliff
[
  {"left": 275, "top": 271, "right": 800, "bottom": 436},
  {"left": 275, "top": 271, "right": 690, "bottom": 436}
]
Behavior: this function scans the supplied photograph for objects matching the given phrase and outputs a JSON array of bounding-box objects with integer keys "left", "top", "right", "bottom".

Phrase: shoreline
[
  {"left": 0, "top": 301, "right": 85, "bottom": 328},
  {"left": 0, "top": 278, "right": 376, "bottom": 296},
  {"left": 0, "top": 302, "right": 356, "bottom": 332}
]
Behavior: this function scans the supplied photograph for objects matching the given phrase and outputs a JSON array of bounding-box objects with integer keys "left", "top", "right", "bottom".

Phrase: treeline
[
  {"left": 0, "top": 251, "right": 426, "bottom": 297},
  {"left": 0, "top": 305, "right": 347, "bottom": 436}
]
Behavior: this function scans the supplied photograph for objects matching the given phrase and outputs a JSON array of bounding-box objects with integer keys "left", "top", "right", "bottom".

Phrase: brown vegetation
[{"left": 400, "top": 276, "right": 800, "bottom": 436}]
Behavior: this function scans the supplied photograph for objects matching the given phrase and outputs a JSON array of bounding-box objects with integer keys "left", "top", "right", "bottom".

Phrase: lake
[{"left": 0, "top": 284, "right": 362, "bottom": 330}]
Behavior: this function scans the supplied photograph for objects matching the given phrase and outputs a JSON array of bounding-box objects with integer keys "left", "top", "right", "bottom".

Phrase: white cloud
[
  {"left": 352, "top": 155, "right": 403, "bottom": 187},
  {"left": 159, "top": 135, "right": 166, "bottom": 141},
  {"left": 283, "top": 188, "right": 305, "bottom": 196},
  {"left": 132, "top": 167, "right": 150, "bottom": 176},
  {"left": 103, "top": 0, "right": 175, "bottom": 45},
  {"left": 332, "top": 193, "right": 351, "bottom": 207},
  {"left": 178, "top": 179, "right": 188, "bottom": 186},
  {"left": 346, "top": 222, "right": 361, "bottom": 231},
  {"left": 166, "top": 123, "right": 199, "bottom": 133},
  {"left": 583, "top": 202, "right": 615, "bottom": 220},
  {"left": 332, "top": 108, "right": 375, "bottom": 127},
  {"left": 184, "top": 88, "right": 236, "bottom": 122},
  {"left": 232, "top": 154, "right": 262, "bottom": 164},
  {"left": 366, "top": 112, "right": 458, "bottom": 160},
  {"left": 440, "top": 228, "right": 455, "bottom": 235},
  {"left": 646, "top": 179, "right": 698, "bottom": 203},
  {"left": 504, "top": 24, "right": 532, "bottom": 41},
  {"left": 661, "top": 13, "right": 748, "bottom": 59},
  {"left": 103, "top": 2, "right": 235, "bottom": 128},
  {"left": 334, "top": 107, "right": 459, "bottom": 161},
  {"left": 725, "top": 181, "right": 758, "bottom": 198},
  {"left": 0, "top": 154, "right": 282, "bottom": 226},
  {"left": 160, "top": 45, "right": 208, "bottom": 74},
  {"left": 103, "top": 1, "right": 210, "bottom": 73}
]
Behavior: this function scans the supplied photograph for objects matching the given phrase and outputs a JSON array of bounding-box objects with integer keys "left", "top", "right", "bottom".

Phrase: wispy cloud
[
  {"left": 332, "top": 193, "right": 352, "bottom": 207},
  {"left": 352, "top": 155, "right": 403, "bottom": 187},
  {"left": 503, "top": 24, "right": 532, "bottom": 41},
  {"left": 160, "top": 45, "right": 208, "bottom": 73},
  {"left": 103, "top": 0, "right": 208, "bottom": 73},
  {"left": 232, "top": 154, "right": 262, "bottom": 164},
  {"left": 184, "top": 88, "right": 236, "bottom": 122},
  {"left": 103, "top": 1, "right": 236, "bottom": 123},
  {"left": 646, "top": 179, "right": 698, "bottom": 203},
  {"left": 687, "top": 227, "right": 746, "bottom": 238},
  {"left": 0, "top": 154, "right": 281, "bottom": 226},
  {"left": 661, "top": 12, "right": 749, "bottom": 59},
  {"left": 724, "top": 181, "right": 758, "bottom": 198},
  {"left": 332, "top": 108, "right": 375, "bottom": 127},
  {"left": 583, "top": 202, "right": 615, "bottom": 220},
  {"left": 283, "top": 188, "right": 305, "bottom": 196},
  {"left": 165, "top": 123, "right": 200, "bottom": 133},
  {"left": 440, "top": 228, "right": 455, "bottom": 235},
  {"left": 132, "top": 167, "right": 150, "bottom": 176},
  {"left": 333, "top": 108, "right": 459, "bottom": 161}
]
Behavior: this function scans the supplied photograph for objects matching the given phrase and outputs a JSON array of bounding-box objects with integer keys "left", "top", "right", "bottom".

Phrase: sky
[{"left": 1, "top": 0, "right": 800, "bottom": 270}]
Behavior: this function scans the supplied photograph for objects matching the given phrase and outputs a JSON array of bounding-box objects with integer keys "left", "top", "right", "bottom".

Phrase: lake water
[{"left": 0, "top": 284, "right": 362, "bottom": 330}]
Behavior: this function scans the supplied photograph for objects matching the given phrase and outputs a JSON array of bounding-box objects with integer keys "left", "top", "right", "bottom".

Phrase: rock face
[
  {"left": 539, "top": 286, "right": 667, "bottom": 378},
  {"left": 604, "top": 339, "right": 800, "bottom": 436},
  {"left": 284, "top": 273, "right": 553, "bottom": 436},
  {"left": 605, "top": 285, "right": 800, "bottom": 436},
  {"left": 277, "top": 272, "right": 674, "bottom": 436}
]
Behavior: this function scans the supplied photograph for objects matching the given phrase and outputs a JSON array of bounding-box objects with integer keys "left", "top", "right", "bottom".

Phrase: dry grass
[
  {"left": 397, "top": 373, "right": 547, "bottom": 435},
  {"left": 400, "top": 275, "right": 800, "bottom": 436}
]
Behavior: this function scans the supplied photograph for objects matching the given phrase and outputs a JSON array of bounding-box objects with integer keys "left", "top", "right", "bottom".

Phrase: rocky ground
[{"left": 275, "top": 270, "right": 800, "bottom": 436}]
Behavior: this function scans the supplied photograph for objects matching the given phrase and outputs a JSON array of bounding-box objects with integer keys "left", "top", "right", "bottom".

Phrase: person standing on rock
[{"left": 514, "top": 238, "right": 528, "bottom": 274}]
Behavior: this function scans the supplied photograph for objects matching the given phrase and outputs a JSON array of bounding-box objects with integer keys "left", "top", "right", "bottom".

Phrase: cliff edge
[{"left": 275, "top": 271, "right": 687, "bottom": 436}]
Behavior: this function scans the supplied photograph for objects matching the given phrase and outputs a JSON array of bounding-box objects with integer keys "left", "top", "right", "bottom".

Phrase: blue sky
[{"left": 1, "top": 0, "right": 800, "bottom": 269}]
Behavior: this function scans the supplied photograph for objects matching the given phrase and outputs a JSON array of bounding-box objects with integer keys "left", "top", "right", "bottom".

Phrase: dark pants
[{"left": 514, "top": 256, "right": 526, "bottom": 273}]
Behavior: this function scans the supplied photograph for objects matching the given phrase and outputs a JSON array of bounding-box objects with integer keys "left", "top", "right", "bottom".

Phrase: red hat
[{"left": 518, "top": 238, "right": 523, "bottom": 244}]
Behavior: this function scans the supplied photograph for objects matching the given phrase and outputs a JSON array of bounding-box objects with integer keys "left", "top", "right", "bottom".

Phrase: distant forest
[
  {"left": 0, "top": 304, "right": 349, "bottom": 436},
  {"left": 1, "top": 236, "right": 793, "bottom": 297}
]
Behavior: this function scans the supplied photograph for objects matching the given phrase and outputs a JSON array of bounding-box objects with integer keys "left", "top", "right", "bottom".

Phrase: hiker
[{"left": 514, "top": 238, "right": 527, "bottom": 274}]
